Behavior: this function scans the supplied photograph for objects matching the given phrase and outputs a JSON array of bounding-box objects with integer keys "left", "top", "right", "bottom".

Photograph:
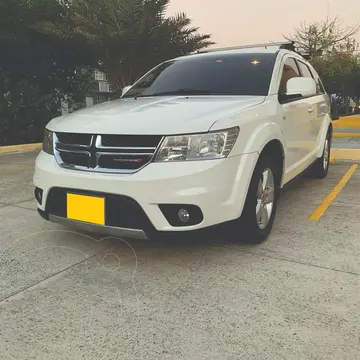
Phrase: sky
[{"left": 167, "top": 0, "right": 360, "bottom": 48}]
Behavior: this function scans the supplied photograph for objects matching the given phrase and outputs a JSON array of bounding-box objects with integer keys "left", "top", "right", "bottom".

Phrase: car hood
[{"left": 48, "top": 95, "right": 265, "bottom": 135}]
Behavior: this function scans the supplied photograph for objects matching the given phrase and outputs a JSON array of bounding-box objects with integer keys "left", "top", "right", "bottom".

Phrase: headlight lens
[
  {"left": 155, "top": 127, "right": 239, "bottom": 162},
  {"left": 42, "top": 128, "right": 54, "bottom": 155}
]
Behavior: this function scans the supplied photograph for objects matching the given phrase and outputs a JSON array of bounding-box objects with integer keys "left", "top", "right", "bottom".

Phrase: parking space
[{"left": 1, "top": 150, "right": 360, "bottom": 359}]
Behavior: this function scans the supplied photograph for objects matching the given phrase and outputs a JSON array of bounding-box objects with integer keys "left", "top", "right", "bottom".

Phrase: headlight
[
  {"left": 42, "top": 128, "right": 54, "bottom": 155},
  {"left": 155, "top": 127, "right": 239, "bottom": 162}
]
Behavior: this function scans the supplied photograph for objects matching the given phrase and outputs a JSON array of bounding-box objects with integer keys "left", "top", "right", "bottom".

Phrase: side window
[
  {"left": 298, "top": 60, "right": 325, "bottom": 95},
  {"left": 309, "top": 68, "right": 326, "bottom": 94},
  {"left": 297, "top": 61, "right": 313, "bottom": 79},
  {"left": 279, "top": 58, "right": 300, "bottom": 93}
]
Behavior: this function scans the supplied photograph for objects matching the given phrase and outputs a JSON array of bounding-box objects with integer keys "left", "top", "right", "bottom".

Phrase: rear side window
[
  {"left": 297, "top": 61, "right": 313, "bottom": 78},
  {"left": 309, "top": 68, "right": 326, "bottom": 94},
  {"left": 298, "top": 60, "right": 325, "bottom": 95},
  {"left": 279, "top": 58, "right": 300, "bottom": 93}
]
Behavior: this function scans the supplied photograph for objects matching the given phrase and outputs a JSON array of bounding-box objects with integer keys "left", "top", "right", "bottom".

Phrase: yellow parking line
[
  {"left": 337, "top": 115, "right": 360, "bottom": 122},
  {"left": 333, "top": 123, "right": 360, "bottom": 129},
  {"left": 333, "top": 132, "right": 360, "bottom": 138},
  {"left": 0, "top": 166, "right": 34, "bottom": 174},
  {"left": 0, "top": 143, "right": 41, "bottom": 154},
  {"left": 331, "top": 149, "right": 360, "bottom": 161},
  {"left": 309, "top": 164, "right": 358, "bottom": 221}
]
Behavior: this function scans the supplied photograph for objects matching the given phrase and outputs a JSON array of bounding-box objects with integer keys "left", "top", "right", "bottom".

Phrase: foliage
[
  {"left": 0, "top": 0, "right": 213, "bottom": 145},
  {"left": 286, "top": 16, "right": 360, "bottom": 114},
  {"left": 313, "top": 54, "right": 360, "bottom": 97},
  {"left": 312, "top": 53, "right": 360, "bottom": 115},
  {"left": 38, "top": 0, "right": 214, "bottom": 93},
  {"left": 285, "top": 16, "right": 360, "bottom": 59}
]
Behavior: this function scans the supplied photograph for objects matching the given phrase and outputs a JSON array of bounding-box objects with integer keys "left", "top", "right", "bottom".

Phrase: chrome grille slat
[
  {"left": 54, "top": 133, "right": 163, "bottom": 174},
  {"left": 96, "top": 152, "right": 154, "bottom": 156}
]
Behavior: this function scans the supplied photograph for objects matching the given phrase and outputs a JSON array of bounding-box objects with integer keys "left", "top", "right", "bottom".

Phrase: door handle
[{"left": 308, "top": 105, "right": 315, "bottom": 113}]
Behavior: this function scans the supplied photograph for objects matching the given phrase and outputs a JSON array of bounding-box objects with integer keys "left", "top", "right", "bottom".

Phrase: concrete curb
[
  {"left": 331, "top": 148, "right": 360, "bottom": 161},
  {"left": 0, "top": 143, "right": 42, "bottom": 154},
  {"left": 333, "top": 115, "right": 360, "bottom": 130}
]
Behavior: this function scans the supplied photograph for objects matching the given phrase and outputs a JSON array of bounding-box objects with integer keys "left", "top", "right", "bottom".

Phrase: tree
[
  {"left": 313, "top": 53, "right": 360, "bottom": 114},
  {"left": 37, "top": 0, "right": 214, "bottom": 93},
  {"left": 286, "top": 16, "right": 360, "bottom": 115},
  {"left": 0, "top": 0, "right": 97, "bottom": 145},
  {"left": 285, "top": 16, "right": 360, "bottom": 60}
]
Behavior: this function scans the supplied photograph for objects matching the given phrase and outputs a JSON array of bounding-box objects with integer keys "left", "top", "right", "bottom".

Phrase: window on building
[
  {"left": 99, "top": 81, "right": 110, "bottom": 92},
  {"left": 94, "top": 69, "right": 107, "bottom": 81}
]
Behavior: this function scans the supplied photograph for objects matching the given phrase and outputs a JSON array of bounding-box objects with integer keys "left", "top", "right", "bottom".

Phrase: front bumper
[
  {"left": 37, "top": 209, "right": 148, "bottom": 240},
  {"left": 33, "top": 150, "right": 259, "bottom": 237}
]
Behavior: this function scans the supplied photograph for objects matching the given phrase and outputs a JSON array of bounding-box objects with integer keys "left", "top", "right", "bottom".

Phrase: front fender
[
  {"left": 227, "top": 122, "right": 286, "bottom": 214},
  {"left": 240, "top": 122, "right": 286, "bottom": 187},
  {"left": 242, "top": 122, "right": 285, "bottom": 156}
]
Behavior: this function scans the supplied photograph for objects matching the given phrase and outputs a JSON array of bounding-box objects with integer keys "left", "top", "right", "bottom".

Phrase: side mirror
[
  {"left": 286, "top": 77, "right": 317, "bottom": 98},
  {"left": 122, "top": 85, "right": 132, "bottom": 96}
]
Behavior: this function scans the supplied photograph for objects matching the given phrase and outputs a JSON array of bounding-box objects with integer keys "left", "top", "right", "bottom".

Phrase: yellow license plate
[{"left": 66, "top": 193, "right": 105, "bottom": 225}]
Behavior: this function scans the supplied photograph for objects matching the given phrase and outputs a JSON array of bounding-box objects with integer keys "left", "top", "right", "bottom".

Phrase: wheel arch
[
  {"left": 316, "top": 116, "right": 333, "bottom": 158},
  {"left": 242, "top": 122, "right": 286, "bottom": 188},
  {"left": 258, "top": 139, "right": 285, "bottom": 187}
]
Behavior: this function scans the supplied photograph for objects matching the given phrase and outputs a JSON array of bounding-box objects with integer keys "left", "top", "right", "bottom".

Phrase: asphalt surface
[
  {"left": 1, "top": 150, "right": 360, "bottom": 360},
  {"left": 332, "top": 136, "right": 360, "bottom": 149}
]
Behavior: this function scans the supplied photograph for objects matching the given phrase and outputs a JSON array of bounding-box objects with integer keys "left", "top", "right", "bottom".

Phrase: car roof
[
  {"left": 173, "top": 47, "right": 309, "bottom": 64},
  {"left": 174, "top": 47, "right": 288, "bottom": 60}
]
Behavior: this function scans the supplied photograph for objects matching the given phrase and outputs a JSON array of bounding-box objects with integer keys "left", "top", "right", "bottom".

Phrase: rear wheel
[
  {"left": 308, "top": 129, "right": 332, "bottom": 179},
  {"left": 226, "top": 154, "right": 281, "bottom": 244}
]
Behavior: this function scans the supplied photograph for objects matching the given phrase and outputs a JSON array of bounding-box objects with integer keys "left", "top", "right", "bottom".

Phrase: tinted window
[
  {"left": 279, "top": 58, "right": 300, "bottom": 93},
  {"left": 123, "top": 53, "right": 277, "bottom": 98},
  {"left": 309, "top": 68, "right": 326, "bottom": 94},
  {"left": 297, "top": 61, "right": 313, "bottom": 78}
]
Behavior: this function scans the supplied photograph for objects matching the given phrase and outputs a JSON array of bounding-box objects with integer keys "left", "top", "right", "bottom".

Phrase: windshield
[{"left": 123, "top": 53, "right": 277, "bottom": 98}]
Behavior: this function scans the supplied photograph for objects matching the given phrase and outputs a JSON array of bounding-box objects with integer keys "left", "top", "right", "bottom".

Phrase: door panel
[
  {"left": 278, "top": 57, "right": 312, "bottom": 171},
  {"left": 314, "top": 96, "right": 329, "bottom": 146},
  {"left": 281, "top": 98, "right": 313, "bottom": 170},
  {"left": 297, "top": 61, "right": 329, "bottom": 155}
]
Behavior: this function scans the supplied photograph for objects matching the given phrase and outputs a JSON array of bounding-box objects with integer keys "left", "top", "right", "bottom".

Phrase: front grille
[
  {"left": 101, "top": 135, "right": 162, "bottom": 148},
  {"left": 45, "top": 188, "right": 154, "bottom": 231},
  {"left": 60, "top": 152, "right": 90, "bottom": 167},
  {"left": 97, "top": 154, "right": 153, "bottom": 171},
  {"left": 54, "top": 133, "right": 163, "bottom": 173},
  {"left": 56, "top": 133, "right": 92, "bottom": 146}
]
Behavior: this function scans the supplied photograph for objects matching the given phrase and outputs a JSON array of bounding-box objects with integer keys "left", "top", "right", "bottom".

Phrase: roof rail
[{"left": 197, "top": 41, "right": 296, "bottom": 54}]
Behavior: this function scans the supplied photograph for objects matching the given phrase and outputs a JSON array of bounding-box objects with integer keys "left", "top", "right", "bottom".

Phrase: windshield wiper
[
  {"left": 150, "top": 89, "right": 231, "bottom": 96},
  {"left": 124, "top": 88, "right": 231, "bottom": 99},
  {"left": 123, "top": 92, "right": 153, "bottom": 99}
]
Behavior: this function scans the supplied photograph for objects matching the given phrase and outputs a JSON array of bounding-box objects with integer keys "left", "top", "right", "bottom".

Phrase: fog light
[
  {"left": 34, "top": 187, "right": 43, "bottom": 205},
  {"left": 159, "top": 204, "right": 203, "bottom": 227},
  {"left": 178, "top": 208, "right": 190, "bottom": 223}
]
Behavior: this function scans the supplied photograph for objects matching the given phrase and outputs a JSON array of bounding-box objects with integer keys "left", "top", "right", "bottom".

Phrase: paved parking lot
[{"left": 1, "top": 150, "right": 360, "bottom": 360}]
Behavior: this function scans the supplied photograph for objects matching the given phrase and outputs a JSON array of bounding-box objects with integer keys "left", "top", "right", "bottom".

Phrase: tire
[
  {"left": 226, "top": 153, "right": 281, "bottom": 244},
  {"left": 308, "top": 128, "right": 332, "bottom": 179}
]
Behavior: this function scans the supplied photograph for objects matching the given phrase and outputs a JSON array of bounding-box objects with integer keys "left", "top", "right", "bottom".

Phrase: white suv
[{"left": 33, "top": 42, "right": 332, "bottom": 244}]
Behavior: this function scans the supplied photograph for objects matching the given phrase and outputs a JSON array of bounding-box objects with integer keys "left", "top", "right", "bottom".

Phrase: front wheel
[{"left": 226, "top": 154, "right": 281, "bottom": 244}]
